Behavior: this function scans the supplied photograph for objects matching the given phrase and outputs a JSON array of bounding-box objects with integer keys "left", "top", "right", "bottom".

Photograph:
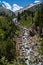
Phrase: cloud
[
  {"left": 34, "top": 0, "right": 41, "bottom": 3},
  {"left": 12, "top": 4, "right": 23, "bottom": 12},
  {"left": 2, "top": 1, "right": 11, "bottom": 10}
]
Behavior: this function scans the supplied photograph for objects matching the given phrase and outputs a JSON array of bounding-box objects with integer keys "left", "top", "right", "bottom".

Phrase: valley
[{"left": 0, "top": 2, "right": 43, "bottom": 65}]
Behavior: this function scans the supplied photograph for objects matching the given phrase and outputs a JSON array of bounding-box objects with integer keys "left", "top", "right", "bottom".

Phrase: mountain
[
  {"left": 28, "top": 2, "right": 43, "bottom": 12},
  {"left": 0, "top": 2, "right": 43, "bottom": 17},
  {"left": 0, "top": 5, "right": 15, "bottom": 18},
  {"left": 15, "top": 2, "right": 43, "bottom": 15}
]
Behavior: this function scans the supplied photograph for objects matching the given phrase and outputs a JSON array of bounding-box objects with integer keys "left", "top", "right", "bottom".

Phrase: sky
[{"left": 0, "top": 0, "right": 43, "bottom": 12}]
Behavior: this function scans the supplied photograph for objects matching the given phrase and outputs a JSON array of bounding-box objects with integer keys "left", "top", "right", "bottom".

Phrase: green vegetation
[
  {"left": 39, "top": 38, "right": 43, "bottom": 55},
  {"left": 0, "top": 57, "right": 26, "bottom": 65},
  {"left": 0, "top": 3, "right": 43, "bottom": 65},
  {"left": 34, "top": 4, "right": 43, "bottom": 55},
  {"left": 18, "top": 11, "right": 34, "bottom": 28},
  {"left": 0, "top": 16, "right": 17, "bottom": 60},
  {"left": 0, "top": 15, "right": 26, "bottom": 65},
  {"left": 35, "top": 4, "right": 43, "bottom": 36},
  {"left": 40, "top": 39, "right": 43, "bottom": 55},
  {"left": 20, "top": 15, "right": 32, "bottom": 28},
  {"left": 18, "top": 3, "right": 43, "bottom": 56}
]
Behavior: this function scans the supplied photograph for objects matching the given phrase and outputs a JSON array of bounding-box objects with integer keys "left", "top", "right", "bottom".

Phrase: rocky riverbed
[
  {"left": 21, "top": 27, "right": 42, "bottom": 65},
  {"left": 13, "top": 19, "right": 43, "bottom": 65}
]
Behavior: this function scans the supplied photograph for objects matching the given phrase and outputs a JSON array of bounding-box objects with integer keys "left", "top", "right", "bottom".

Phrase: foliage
[
  {"left": 17, "top": 12, "right": 21, "bottom": 21},
  {"left": 39, "top": 38, "right": 43, "bottom": 55},
  {"left": 35, "top": 4, "right": 43, "bottom": 33},
  {"left": 0, "top": 16, "right": 19, "bottom": 62},
  {"left": 19, "top": 11, "right": 33, "bottom": 28}
]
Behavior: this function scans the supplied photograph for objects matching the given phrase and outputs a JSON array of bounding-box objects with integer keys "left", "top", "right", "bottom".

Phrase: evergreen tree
[{"left": 18, "top": 12, "right": 21, "bottom": 21}]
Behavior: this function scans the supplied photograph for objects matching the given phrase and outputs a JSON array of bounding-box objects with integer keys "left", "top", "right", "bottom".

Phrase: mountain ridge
[
  {"left": 0, "top": 2, "right": 43, "bottom": 16},
  {"left": 0, "top": 5, "right": 15, "bottom": 18},
  {"left": 15, "top": 2, "right": 43, "bottom": 16}
]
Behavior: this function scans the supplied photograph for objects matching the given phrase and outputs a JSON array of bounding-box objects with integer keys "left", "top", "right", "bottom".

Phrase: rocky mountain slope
[
  {"left": 15, "top": 2, "right": 43, "bottom": 15},
  {"left": 0, "top": 5, "right": 15, "bottom": 18}
]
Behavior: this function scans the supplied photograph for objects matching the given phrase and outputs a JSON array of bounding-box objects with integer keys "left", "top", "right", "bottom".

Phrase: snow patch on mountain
[{"left": 0, "top": 1, "right": 23, "bottom": 12}]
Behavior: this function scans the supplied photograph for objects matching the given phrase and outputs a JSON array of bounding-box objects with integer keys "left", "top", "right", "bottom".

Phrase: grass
[
  {"left": 20, "top": 16, "right": 32, "bottom": 28},
  {"left": 15, "top": 29, "right": 22, "bottom": 35},
  {"left": 38, "top": 38, "right": 43, "bottom": 55},
  {"left": 7, "top": 63, "right": 14, "bottom": 65},
  {"left": 7, "top": 61, "right": 26, "bottom": 65}
]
